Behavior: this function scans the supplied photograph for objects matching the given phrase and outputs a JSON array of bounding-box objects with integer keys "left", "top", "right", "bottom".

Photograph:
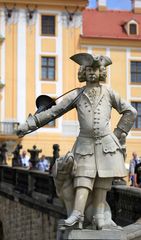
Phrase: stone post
[
  {"left": 28, "top": 145, "right": 42, "bottom": 169},
  {"left": 50, "top": 144, "right": 60, "bottom": 173},
  {"left": 0, "top": 143, "right": 8, "bottom": 165},
  {"left": 12, "top": 144, "right": 22, "bottom": 167}
]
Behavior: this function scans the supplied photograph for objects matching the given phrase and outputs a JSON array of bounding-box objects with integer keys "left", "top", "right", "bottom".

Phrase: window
[
  {"left": 131, "top": 102, "right": 141, "bottom": 129},
  {"left": 131, "top": 61, "right": 141, "bottom": 83},
  {"left": 41, "top": 15, "right": 55, "bottom": 36},
  {"left": 41, "top": 57, "right": 55, "bottom": 81},
  {"left": 129, "top": 23, "right": 137, "bottom": 35},
  {"left": 124, "top": 20, "right": 139, "bottom": 36}
]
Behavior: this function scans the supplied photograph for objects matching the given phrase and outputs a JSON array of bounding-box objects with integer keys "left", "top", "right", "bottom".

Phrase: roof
[{"left": 82, "top": 9, "right": 141, "bottom": 40}]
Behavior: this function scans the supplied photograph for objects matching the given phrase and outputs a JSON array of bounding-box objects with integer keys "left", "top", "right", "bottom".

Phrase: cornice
[
  {"left": 80, "top": 36, "right": 141, "bottom": 48},
  {"left": 0, "top": 0, "right": 88, "bottom": 8}
]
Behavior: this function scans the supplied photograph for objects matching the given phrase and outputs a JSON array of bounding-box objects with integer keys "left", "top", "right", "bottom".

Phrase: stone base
[{"left": 57, "top": 221, "right": 141, "bottom": 240}]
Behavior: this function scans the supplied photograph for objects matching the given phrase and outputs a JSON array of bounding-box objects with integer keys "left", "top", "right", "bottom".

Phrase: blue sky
[{"left": 88, "top": 0, "right": 131, "bottom": 10}]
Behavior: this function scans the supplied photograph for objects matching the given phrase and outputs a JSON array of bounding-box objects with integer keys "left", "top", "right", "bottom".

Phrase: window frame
[
  {"left": 41, "top": 56, "right": 56, "bottom": 81},
  {"left": 129, "top": 23, "right": 137, "bottom": 35},
  {"left": 127, "top": 19, "right": 139, "bottom": 36},
  {"left": 131, "top": 102, "right": 141, "bottom": 130},
  {"left": 130, "top": 61, "right": 141, "bottom": 84},
  {"left": 41, "top": 14, "right": 56, "bottom": 36}
]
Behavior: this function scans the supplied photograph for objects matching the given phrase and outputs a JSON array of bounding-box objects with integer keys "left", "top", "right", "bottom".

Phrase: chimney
[
  {"left": 96, "top": 0, "right": 107, "bottom": 11},
  {"left": 132, "top": 0, "right": 141, "bottom": 13}
]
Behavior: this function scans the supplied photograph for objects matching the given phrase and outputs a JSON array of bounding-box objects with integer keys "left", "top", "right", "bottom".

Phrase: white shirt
[{"left": 21, "top": 155, "right": 30, "bottom": 167}]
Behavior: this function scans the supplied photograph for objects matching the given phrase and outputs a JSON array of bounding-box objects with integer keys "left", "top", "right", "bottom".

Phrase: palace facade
[{"left": 0, "top": 0, "right": 141, "bottom": 165}]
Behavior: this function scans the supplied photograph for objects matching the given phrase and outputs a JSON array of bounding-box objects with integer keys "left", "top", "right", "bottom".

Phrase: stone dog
[{"left": 52, "top": 152, "right": 118, "bottom": 229}]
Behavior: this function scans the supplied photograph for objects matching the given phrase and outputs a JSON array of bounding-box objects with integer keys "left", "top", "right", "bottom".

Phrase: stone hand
[
  {"left": 17, "top": 114, "right": 38, "bottom": 137},
  {"left": 114, "top": 128, "right": 127, "bottom": 145},
  {"left": 119, "top": 132, "right": 127, "bottom": 146},
  {"left": 114, "top": 128, "right": 127, "bottom": 159},
  {"left": 119, "top": 132, "right": 127, "bottom": 159},
  {"left": 17, "top": 123, "right": 30, "bottom": 137}
]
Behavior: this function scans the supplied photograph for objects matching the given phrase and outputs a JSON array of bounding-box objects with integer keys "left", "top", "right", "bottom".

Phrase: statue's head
[{"left": 70, "top": 53, "right": 112, "bottom": 83}]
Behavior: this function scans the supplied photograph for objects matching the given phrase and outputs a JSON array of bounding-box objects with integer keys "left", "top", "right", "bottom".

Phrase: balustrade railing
[
  {"left": 0, "top": 165, "right": 57, "bottom": 202},
  {"left": 0, "top": 165, "right": 141, "bottom": 226},
  {"left": 0, "top": 122, "right": 19, "bottom": 135}
]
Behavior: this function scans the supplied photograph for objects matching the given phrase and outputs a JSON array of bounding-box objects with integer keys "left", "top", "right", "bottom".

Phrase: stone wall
[{"left": 0, "top": 195, "right": 58, "bottom": 240}]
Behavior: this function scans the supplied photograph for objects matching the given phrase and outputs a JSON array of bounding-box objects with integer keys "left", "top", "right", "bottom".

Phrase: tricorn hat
[
  {"left": 35, "top": 95, "right": 56, "bottom": 114},
  {"left": 70, "top": 53, "right": 112, "bottom": 68}
]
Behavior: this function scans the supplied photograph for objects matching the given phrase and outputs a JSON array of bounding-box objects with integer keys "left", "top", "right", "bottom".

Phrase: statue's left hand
[
  {"left": 114, "top": 128, "right": 127, "bottom": 159},
  {"left": 114, "top": 128, "right": 127, "bottom": 145},
  {"left": 119, "top": 132, "right": 127, "bottom": 146}
]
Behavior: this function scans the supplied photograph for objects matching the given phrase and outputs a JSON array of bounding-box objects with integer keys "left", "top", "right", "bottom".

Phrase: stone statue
[
  {"left": 12, "top": 144, "right": 22, "bottom": 167},
  {"left": 17, "top": 53, "right": 137, "bottom": 230},
  {"left": 28, "top": 145, "right": 42, "bottom": 169}
]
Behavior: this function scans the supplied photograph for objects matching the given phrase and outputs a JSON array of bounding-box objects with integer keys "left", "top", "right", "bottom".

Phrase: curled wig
[{"left": 78, "top": 66, "right": 86, "bottom": 82}]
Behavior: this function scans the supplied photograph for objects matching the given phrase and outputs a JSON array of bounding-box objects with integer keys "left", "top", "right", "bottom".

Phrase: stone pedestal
[
  {"left": 57, "top": 221, "right": 141, "bottom": 240},
  {"left": 58, "top": 229, "right": 125, "bottom": 240}
]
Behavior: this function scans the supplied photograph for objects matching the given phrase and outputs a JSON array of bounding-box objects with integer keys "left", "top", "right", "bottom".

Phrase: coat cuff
[{"left": 117, "top": 109, "right": 137, "bottom": 134}]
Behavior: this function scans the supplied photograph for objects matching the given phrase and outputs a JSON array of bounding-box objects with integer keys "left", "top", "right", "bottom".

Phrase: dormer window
[
  {"left": 129, "top": 23, "right": 137, "bottom": 34},
  {"left": 124, "top": 19, "right": 139, "bottom": 36}
]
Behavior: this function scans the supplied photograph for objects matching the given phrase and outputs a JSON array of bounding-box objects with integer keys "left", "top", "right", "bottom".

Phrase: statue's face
[
  {"left": 85, "top": 65, "right": 107, "bottom": 83},
  {"left": 85, "top": 66, "right": 100, "bottom": 83}
]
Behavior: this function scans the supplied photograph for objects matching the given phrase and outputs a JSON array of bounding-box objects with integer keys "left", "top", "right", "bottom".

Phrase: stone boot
[{"left": 60, "top": 210, "right": 84, "bottom": 229}]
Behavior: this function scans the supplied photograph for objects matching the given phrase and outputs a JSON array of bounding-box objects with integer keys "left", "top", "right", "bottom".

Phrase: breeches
[{"left": 74, "top": 174, "right": 113, "bottom": 191}]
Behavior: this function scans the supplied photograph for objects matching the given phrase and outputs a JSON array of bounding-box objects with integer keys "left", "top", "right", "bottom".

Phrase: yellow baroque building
[
  {"left": 0, "top": 0, "right": 141, "bottom": 167},
  {"left": 0, "top": 0, "right": 88, "bottom": 158}
]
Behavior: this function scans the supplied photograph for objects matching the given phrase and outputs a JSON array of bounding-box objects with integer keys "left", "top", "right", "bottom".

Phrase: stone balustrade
[{"left": 0, "top": 165, "right": 141, "bottom": 239}]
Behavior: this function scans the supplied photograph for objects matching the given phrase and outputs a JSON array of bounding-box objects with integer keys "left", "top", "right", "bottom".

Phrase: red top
[{"left": 82, "top": 8, "right": 141, "bottom": 40}]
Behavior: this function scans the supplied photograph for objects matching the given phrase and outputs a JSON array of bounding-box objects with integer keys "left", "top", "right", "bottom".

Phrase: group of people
[
  {"left": 20, "top": 150, "right": 50, "bottom": 172},
  {"left": 129, "top": 152, "right": 141, "bottom": 188}
]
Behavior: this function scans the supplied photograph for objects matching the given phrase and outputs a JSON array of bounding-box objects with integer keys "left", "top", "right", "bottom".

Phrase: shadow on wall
[{"left": 0, "top": 221, "right": 3, "bottom": 240}]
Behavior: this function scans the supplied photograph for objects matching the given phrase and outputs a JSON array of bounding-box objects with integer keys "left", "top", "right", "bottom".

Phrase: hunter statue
[{"left": 17, "top": 53, "right": 137, "bottom": 230}]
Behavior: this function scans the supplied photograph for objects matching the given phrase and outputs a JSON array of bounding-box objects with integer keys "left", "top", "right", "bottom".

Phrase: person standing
[
  {"left": 36, "top": 154, "right": 50, "bottom": 171},
  {"left": 129, "top": 152, "right": 140, "bottom": 186},
  {"left": 21, "top": 150, "right": 30, "bottom": 168}
]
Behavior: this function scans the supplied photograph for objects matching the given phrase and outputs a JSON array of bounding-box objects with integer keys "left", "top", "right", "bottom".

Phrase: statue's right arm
[{"left": 17, "top": 89, "right": 80, "bottom": 136}]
